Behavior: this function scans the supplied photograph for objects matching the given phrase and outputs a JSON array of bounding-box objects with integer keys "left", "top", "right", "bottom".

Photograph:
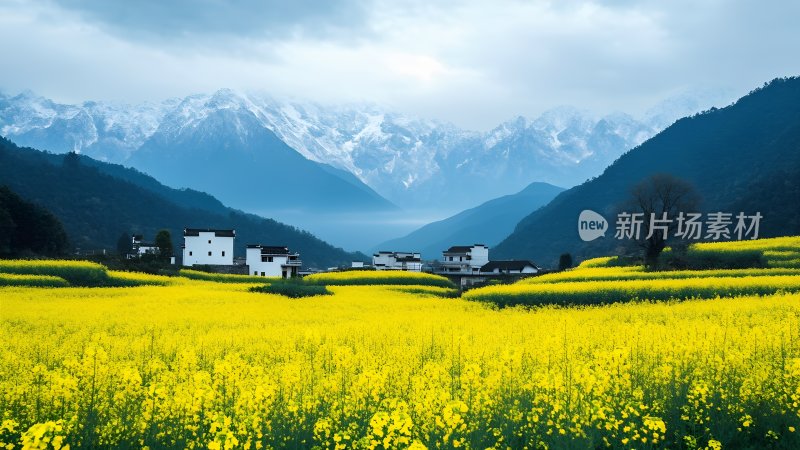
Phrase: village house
[
  {"left": 246, "top": 245, "right": 302, "bottom": 278},
  {"left": 372, "top": 251, "right": 423, "bottom": 271},
  {"left": 182, "top": 228, "right": 235, "bottom": 266},
  {"left": 480, "top": 260, "right": 539, "bottom": 275},
  {"left": 128, "top": 234, "right": 158, "bottom": 259},
  {"left": 440, "top": 244, "right": 489, "bottom": 273}
]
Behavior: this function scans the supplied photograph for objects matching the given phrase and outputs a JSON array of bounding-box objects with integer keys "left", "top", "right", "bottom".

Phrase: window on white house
[
  {"left": 261, "top": 272, "right": 265, "bottom": 276},
  {"left": 268, "top": 257, "right": 273, "bottom": 262},
  {"left": 189, "top": 251, "right": 192, "bottom": 256},
  {"left": 208, "top": 251, "right": 212, "bottom": 256},
  {"left": 222, "top": 251, "right": 225, "bottom": 257},
  {"left": 208, "top": 240, "right": 211, "bottom": 244},
  {"left": 254, "top": 271, "right": 257, "bottom": 275}
]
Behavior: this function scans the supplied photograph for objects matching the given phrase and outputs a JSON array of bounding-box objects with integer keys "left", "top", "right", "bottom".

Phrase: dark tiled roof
[
  {"left": 444, "top": 245, "right": 473, "bottom": 253},
  {"left": 444, "top": 244, "right": 486, "bottom": 253},
  {"left": 396, "top": 256, "right": 421, "bottom": 262},
  {"left": 261, "top": 246, "right": 290, "bottom": 255},
  {"left": 481, "top": 260, "right": 538, "bottom": 272},
  {"left": 375, "top": 251, "right": 419, "bottom": 258},
  {"left": 184, "top": 228, "right": 235, "bottom": 237},
  {"left": 248, "top": 244, "right": 290, "bottom": 255}
]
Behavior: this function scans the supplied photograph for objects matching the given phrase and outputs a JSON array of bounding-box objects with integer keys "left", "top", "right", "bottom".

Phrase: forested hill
[
  {"left": 0, "top": 137, "right": 367, "bottom": 268},
  {"left": 493, "top": 77, "right": 800, "bottom": 267}
]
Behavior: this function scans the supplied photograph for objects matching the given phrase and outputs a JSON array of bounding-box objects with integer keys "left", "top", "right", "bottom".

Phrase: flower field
[
  {"left": 466, "top": 236, "right": 800, "bottom": 307},
  {"left": 465, "top": 274, "right": 800, "bottom": 306},
  {"left": 2, "top": 238, "right": 800, "bottom": 449},
  {"left": 0, "top": 273, "right": 69, "bottom": 287}
]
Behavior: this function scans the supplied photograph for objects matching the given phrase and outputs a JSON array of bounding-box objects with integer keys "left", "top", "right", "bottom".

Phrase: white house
[
  {"left": 372, "top": 251, "right": 423, "bottom": 271},
  {"left": 246, "top": 245, "right": 302, "bottom": 278},
  {"left": 480, "top": 260, "right": 539, "bottom": 275},
  {"left": 182, "top": 228, "right": 235, "bottom": 266},
  {"left": 129, "top": 234, "right": 158, "bottom": 258},
  {"left": 440, "top": 244, "right": 489, "bottom": 273}
]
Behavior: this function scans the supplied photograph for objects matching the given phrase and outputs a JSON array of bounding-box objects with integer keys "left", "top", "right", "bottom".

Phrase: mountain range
[
  {"left": 493, "top": 77, "right": 800, "bottom": 266},
  {"left": 0, "top": 87, "right": 736, "bottom": 214}
]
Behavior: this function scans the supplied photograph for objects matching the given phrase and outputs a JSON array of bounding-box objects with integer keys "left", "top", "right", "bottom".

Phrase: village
[{"left": 128, "top": 228, "right": 542, "bottom": 287}]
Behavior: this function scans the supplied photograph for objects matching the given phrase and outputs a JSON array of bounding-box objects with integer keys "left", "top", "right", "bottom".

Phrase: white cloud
[{"left": 1, "top": 0, "right": 798, "bottom": 130}]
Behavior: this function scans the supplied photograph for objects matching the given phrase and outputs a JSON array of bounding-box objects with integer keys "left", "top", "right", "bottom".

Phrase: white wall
[
  {"left": 373, "top": 252, "right": 395, "bottom": 269},
  {"left": 136, "top": 245, "right": 158, "bottom": 256},
  {"left": 246, "top": 247, "right": 287, "bottom": 277},
  {"left": 373, "top": 252, "right": 422, "bottom": 271},
  {"left": 183, "top": 232, "right": 234, "bottom": 266},
  {"left": 405, "top": 262, "right": 423, "bottom": 272},
  {"left": 470, "top": 245, "right": 489, "bottom": 269}
]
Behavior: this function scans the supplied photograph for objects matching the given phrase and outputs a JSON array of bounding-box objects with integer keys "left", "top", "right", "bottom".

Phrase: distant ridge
[
  {"left": 377, "top": 182, "right": 564, "bottom": 259},
  {"left": 493, "top": 77, "right": 800, "bottom": 267}
]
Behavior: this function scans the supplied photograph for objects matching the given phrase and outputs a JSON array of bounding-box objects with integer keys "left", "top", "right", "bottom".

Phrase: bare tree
[{"left": 623, "top": 174, "right": 700, "bottom": 267}]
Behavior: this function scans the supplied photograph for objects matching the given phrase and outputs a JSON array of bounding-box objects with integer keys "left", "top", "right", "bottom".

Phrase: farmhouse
[
  {"left": 128, "top": 234, "right": 158, "bottom": 258},
  {"left": 246, "top": 245, "right": 302, "bottom": 278},
  {"left": 440, "top": 244, "right": 489, "bottom": 273},
  {"left": 182, "top": 228, "right": 235, "bottom": 266},
  {"left": 480, "top": 260, "right": 539, "bottom": 275},
  {"left": 373, "top": 251, "right": 423, "bottom": 271}
]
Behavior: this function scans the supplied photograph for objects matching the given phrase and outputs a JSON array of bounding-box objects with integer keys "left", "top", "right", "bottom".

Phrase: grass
[
  {"left": 304, "top": 270, "right": 456, "bottom": 288},
  {"left": 386, "top": 285, "right": 460, "bottom": 298},
  {"left": 178, "top": 269, "right": 274, "bottom": 284},
  {"left": 250, "top": 279, "right": 332, "bottom": 298}
]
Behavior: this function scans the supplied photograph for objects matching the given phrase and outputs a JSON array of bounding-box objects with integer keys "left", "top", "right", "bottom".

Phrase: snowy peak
[
  {"left": 0, "top": 88, "right": 731, "bottom": 210},
  {"left": 0, "top": 92, "right": 173, "bottom": 160}
]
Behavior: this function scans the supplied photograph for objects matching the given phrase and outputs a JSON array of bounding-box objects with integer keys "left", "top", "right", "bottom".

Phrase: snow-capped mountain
[
  {"left": 0, "top": 87, "right": 737, "bottom": 211},
  {"left": 0, "top": 90, "right": 177, "bottom": 162}
]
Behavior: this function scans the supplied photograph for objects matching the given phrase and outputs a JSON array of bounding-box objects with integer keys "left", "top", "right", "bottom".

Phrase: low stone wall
[{"left": 190, "top": 264, "right": 250, "bottom": 275}]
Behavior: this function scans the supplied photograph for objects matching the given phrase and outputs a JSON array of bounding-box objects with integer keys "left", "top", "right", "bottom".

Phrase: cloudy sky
[{"left": 1, "top": 0, "right": 798, "bottom": 129}]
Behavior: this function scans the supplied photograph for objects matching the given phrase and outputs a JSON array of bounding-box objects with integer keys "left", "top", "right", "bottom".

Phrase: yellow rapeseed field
[
  {"left": 3, "top": 272, "right": 800, "bottom": 449},
  {"left": 521, "top": 267, "right": 800, "bottom": 284}
]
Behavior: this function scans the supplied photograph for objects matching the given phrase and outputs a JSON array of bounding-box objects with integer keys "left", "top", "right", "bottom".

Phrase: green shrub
[
  {"left": 304, "top": 271, "right": 456, "bottom": 288},
  {"left": 179, "top": 269, "right": 272, "bottom": 283},
  {"left": 387, "top": 286, "right": 460, "bottom": 298},
  {"left": 660, "top": 247, "right": 766, "bottom": 270},
  {"left": 250, "top": 279, "right": 332, "bottom": 298}
]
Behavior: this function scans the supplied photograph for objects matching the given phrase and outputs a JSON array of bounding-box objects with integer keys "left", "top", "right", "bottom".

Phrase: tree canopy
[{"left": 0, "top": 185, "right": 69, "bottom": 257}]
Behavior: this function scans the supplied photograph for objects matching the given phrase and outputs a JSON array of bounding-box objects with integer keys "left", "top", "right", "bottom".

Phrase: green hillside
[
  {"left": 494, "top": 77, "right": 800, "bottom": 266},
  {"left": 0, "top": 137, "right": 366, "bottom": 268}
]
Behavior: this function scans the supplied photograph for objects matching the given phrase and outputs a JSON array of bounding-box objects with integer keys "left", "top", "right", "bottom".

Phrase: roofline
[{"left": 184, "top": 228, "right": 235, "bottom": 237}]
